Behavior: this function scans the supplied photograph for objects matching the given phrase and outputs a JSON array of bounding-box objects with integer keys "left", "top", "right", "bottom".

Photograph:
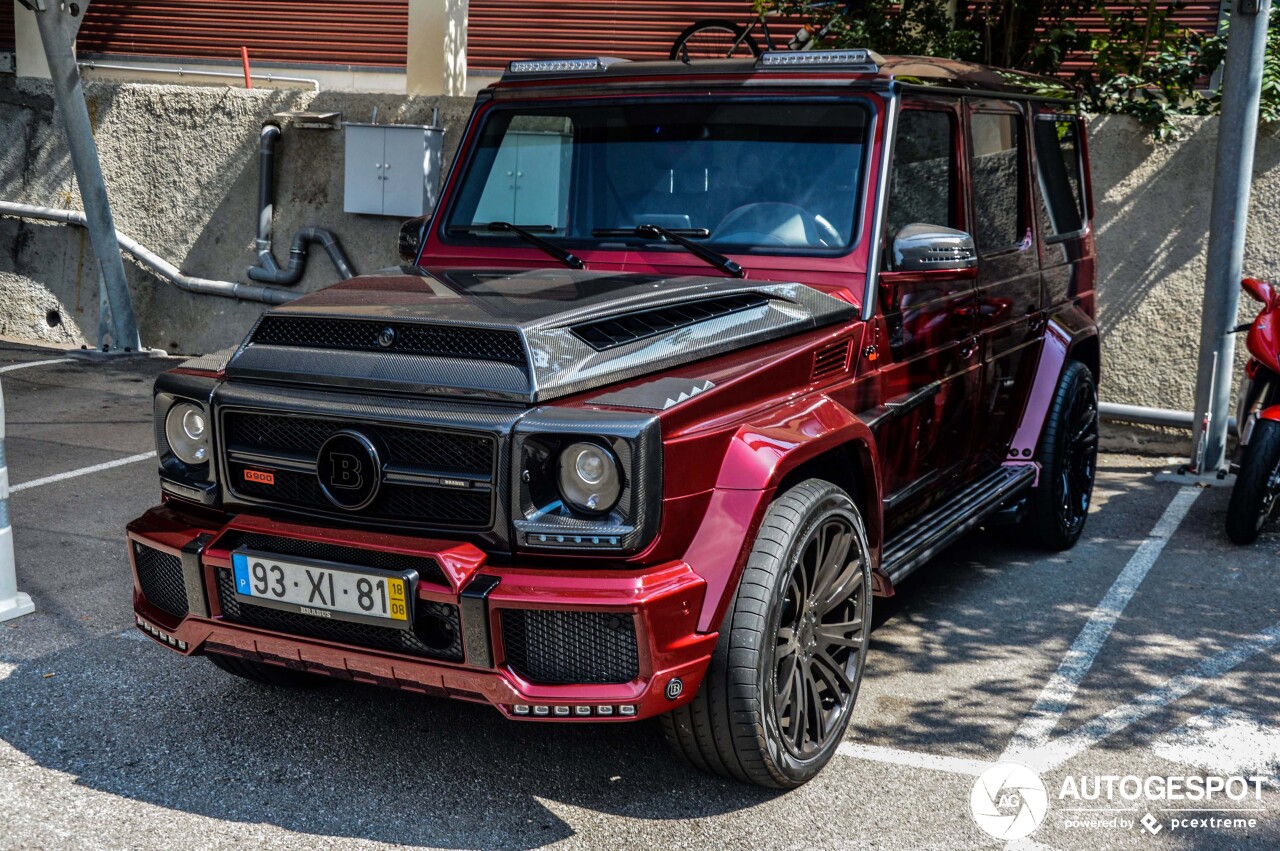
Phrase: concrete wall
[
  {"left": 0, "top": 76, "right": 474, "bottom": 354},
  {"left": 1, "top": 76, "right": 1279, "bottom": 418},
  {"left": 1089, "top": 115, "right": 1280, "bottom": 413}
]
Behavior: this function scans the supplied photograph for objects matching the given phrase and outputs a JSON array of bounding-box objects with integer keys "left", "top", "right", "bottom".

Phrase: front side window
[
  {"left": 887, "top": 108, "right": 957, "bottom": 241},
  {"left": 1034, "top": 116, "right": 1086, "bottom": 239},
  {"left": 446, "top": 99, "right": 872, "bottom": 254},
  {"left": 969, "top": 111, "right": 1026, "bottom": 254}
]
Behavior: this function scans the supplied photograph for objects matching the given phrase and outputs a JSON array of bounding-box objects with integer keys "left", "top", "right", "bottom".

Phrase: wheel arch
[{"left": 684, "top": 396, "right": 883, "bottom": 633}]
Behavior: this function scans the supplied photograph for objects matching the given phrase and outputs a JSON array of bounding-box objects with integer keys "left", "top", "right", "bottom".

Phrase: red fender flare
[{"left": 682, "top": 395, "right": 880, "bottom": 632}]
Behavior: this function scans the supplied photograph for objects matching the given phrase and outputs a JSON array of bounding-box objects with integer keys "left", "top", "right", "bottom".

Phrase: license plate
[{"left": 230, "top": 550, "right": 414, "bottom": 629}]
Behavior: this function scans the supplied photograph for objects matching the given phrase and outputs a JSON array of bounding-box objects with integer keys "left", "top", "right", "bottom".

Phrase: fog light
[
  {"left": 513, "top": 705, "right": 531, "bottom": 716},
  {"left": 533, "top": 705, "right": 550, "bottom": 716},
  {"left": 574, "top": 706, "right": 592, "bottom": 716},
  {"left": 177, "top": 641, "right": 188, "bottom": 651},
  {"left": 597, "top": 705, "right": 614, "bottom": 716},
  {"left": 619, "top": 705, "right": 637, "bottom": 717},
  {"left": 553, "top": 705, "right": 570, "bottom": 717}
]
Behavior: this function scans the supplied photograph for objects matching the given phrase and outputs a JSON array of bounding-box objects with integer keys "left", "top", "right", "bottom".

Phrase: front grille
[
  {"left": 222, "top": 410, "right": 496, "bottom": 530},
  {"left": 216, "top": 569, "right": 463, "bottom": 662},
  {"left": 570, "top": 294, "right": 769, "bottom": 351},
  {"left": 500, "top": 609, "right": 639, "bottom": 684},
  {"left": 227, "top": 412, "right": 493, "bottom": 476},
  {"left": 214, "top": 532, "right": 449, "bottom": 587},
  {"left": 133, "top": 542, "right": 189, "bottom": 619},
  {"left": 252, "top": 315, "right": 527, "bottom": 365}
]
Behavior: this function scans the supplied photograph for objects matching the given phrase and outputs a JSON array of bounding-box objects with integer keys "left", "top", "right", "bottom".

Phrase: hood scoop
[
  {"left": 570, "top": 293, "right": 770, "bottom": 351},
  {"left": 225, "top": 268, "right": 856, "bottom": 404}
]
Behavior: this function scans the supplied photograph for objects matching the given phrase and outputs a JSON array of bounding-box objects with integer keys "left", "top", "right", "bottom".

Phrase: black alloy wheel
[
  {"left": 661, "top": 479, "right": 872, "bottom": 788},
  {"left": 1024, "top": 361, "right": 1098, "bottom": 550},
  {"left": 770, "top": 514, "right": 866, "bottom": 758}
]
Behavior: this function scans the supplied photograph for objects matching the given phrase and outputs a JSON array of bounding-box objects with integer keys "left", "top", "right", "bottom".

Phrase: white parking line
[
  {"left": 838, "top": 742, "right": 989, "bottom": 776},
  {"left": 1003, "top": 486, "right": 1201, "bottom": 759},
  {"left": 1019, "top": 619, "right": 1280, "bottom": 773},
  {"left": 0, "top": 358, "right": 73, "bottom": 374},
  {"left": 10, "top": 452, "right": 156, "bottom": 493}
]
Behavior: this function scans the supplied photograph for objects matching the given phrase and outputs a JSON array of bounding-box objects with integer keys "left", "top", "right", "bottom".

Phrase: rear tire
[
  {"left": 1023, "top": 361, "right": 1099, "bottom": 551},
  {"left": 669, "top": 21, "right": 761, "bottom": 61},
  {"left": 1226, "top": 419, "right": 1280, "bottom": 545},
  {"left": 661, "top": 479, "right": 872, "bottom": 788},
  {"left": 207, "top": 653, "right": 328, "bottom": 689}
]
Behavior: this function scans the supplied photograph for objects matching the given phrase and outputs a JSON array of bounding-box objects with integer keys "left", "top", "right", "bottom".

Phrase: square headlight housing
[{"left": 513, "top": 408, "right": 662, "bottom": 553}]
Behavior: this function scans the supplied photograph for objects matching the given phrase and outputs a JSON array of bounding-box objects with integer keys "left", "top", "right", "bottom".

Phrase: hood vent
[
  {"left": 251, "top": 315, "right": 526, "bottom": 365},
  {"left": 812, "top": 339, "right": 853, "bottom": 381},
  {"left": 570, "top": 293, "right": 770, "bottom": 352}
]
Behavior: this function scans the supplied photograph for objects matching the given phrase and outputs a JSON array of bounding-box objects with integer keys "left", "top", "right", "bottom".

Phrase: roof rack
[
  {"left": 504, "top": 57, "right": 631, "bottom": 77},
  {"left": 756, "top": 49, "right": 882, "bottom": 73}
]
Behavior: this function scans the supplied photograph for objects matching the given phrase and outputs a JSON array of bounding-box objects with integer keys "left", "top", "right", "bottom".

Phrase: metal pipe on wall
[
  {"left": 79, "top": 61, "right": 321, "bottom": 91},
  {"left": 1100, "top": 402, "right": 1238, "bottom": 436},
  {"left": 0, "top": 202, "right": 298, "bottom": 305}
]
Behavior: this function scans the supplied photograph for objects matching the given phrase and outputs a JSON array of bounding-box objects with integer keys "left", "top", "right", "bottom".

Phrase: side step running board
[{"left": 881, "top": 465, "right": 1037, "bottom": 586}]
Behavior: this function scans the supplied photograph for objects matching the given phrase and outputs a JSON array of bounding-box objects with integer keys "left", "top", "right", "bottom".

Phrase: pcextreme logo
[{"left": 970, "top": 763, "right": 1050, "bottom": 840}]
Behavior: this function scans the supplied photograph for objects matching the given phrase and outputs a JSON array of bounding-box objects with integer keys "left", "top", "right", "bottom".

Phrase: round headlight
[
  {"left": 164, "top": 402, "right": 209, "bottom": 465},
  {"left": 557, "top": 442, "right": 621, "bottom": 515}
]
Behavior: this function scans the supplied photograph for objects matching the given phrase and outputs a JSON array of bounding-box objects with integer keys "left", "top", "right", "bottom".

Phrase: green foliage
[{"left": 750, "top": 0, "right": 1278, "bottom": 139}]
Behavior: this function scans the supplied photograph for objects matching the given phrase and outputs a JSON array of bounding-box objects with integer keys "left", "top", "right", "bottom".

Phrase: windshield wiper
[
  {"left": 451, "top": 222, "right": 584, "bottom": 270},
  {"left": 592, "top": 224, "right": 744, "bottom": 278}
]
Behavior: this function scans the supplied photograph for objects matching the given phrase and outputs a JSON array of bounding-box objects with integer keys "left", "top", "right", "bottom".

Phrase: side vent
[
  {"left": 811, "top": 339, "right": 853, "bottom": 382},
  {"left": 570, "top": 294, "right": 770, "bottom": 351}
]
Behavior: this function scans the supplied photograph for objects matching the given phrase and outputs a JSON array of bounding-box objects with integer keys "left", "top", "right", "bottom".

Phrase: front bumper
[{"left": 126, "top": 505, "right": 715, "bottom": 721}]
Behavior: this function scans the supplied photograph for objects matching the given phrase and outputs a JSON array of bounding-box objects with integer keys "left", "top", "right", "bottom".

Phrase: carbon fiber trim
[{"left": 223, "top": 268, "right": 856, "bottom": 404}]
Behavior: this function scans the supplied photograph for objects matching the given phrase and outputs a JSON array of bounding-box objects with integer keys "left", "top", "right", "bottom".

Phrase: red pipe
[{"left": 241, "top": 46, "right": 252, "bottom": 89}]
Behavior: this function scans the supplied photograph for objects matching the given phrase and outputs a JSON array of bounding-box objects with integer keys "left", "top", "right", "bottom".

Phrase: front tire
[
  {"left": 661, "top": 479, "right": 872, "bottom": 788},
  {"left": 1023, "top": 361, "right": 1099, "bottom": 550},
  {"left": 1226, "top": 419, "right": 1280, "bottom": 545}
]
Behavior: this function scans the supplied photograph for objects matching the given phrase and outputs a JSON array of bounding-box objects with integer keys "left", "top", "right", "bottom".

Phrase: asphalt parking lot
[{"left": 0, "top": 343, "right": 1276, "bottom": 851}]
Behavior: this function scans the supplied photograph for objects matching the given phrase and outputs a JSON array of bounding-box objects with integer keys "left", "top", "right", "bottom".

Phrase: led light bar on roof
[
  {"left": 506, "top": 57, "right": 627, "bottom": 75},
  {"left": 757, "top": 49, "right": 880, "bottom": 72}
]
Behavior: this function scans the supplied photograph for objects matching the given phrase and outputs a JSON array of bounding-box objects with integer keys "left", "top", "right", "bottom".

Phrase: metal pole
[
  {"left": 1189, "top": 0, "right": 1273, "bottom": 473},
  {"left": 0, "top": 380, "right": 35, "bottom": 623},
  {"left": 32, "top": 0, "right": 142, "bottom": 353}
]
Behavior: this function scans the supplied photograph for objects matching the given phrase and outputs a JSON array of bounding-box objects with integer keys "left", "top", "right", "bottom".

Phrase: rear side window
[
  {"left": 1034, "top": 117, "right": 1086, "bottom": 238},
  {"left": 969, "top": 111, "right": 1025, "bottom": 254},
  {"left": 887, "top": 108, "right": 956, "bottom": 241}
]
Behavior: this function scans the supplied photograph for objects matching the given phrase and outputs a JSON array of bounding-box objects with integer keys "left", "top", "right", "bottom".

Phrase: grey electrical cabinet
[{"left": 344, "top": 122, "right": 443, "bottom": 217}]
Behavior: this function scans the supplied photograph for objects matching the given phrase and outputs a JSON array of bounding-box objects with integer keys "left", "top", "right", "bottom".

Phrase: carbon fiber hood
[{"left": 224, "top": 267, "right": 857, "bottom": 404}]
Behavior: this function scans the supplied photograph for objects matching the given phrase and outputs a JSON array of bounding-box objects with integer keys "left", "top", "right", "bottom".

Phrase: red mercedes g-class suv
[{"left": 126, "top": 50, "right": 1099, "bottom": 788}]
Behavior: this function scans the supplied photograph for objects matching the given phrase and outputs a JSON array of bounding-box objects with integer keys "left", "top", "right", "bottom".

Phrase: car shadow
[{"left": 0, "top": 636, "right": 774, "bottom": 849}]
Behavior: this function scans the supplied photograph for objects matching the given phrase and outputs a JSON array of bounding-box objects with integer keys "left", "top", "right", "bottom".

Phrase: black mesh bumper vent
[
  {"left": 215, "top": 569, "right": 463, "bottom": 662},
  {"left": 133, "top": 542, "right": 189, "bottom": 619},
  {"left": 500, "top": 609, "right": 639, "bottom": 685},
  {"left": 570, "top": 294, "right": 769, "bottom": 351},
  {"left": 252, "top": 315, "right": 527, "bottom": 365}
]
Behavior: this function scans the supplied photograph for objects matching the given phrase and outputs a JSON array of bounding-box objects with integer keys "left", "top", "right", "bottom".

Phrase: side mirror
[
  {"left": 1242, "top": 277, "right": 1276, "bottom": 307},
  {"left": 891, "top": 224, "right": 977, "bottom": 273},
  {"left": 398, "top": 215, "right": 430, "bottom": 264}
]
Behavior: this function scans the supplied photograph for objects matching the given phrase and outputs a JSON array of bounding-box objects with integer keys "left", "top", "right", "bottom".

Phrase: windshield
[{"left": 444, "top": 99, "right": 872, "bottom": 255}]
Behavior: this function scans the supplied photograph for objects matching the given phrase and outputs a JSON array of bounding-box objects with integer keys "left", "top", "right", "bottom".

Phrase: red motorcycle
[{"left": 1227, "top": 277, "right": 1280, "bottom": 544}]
